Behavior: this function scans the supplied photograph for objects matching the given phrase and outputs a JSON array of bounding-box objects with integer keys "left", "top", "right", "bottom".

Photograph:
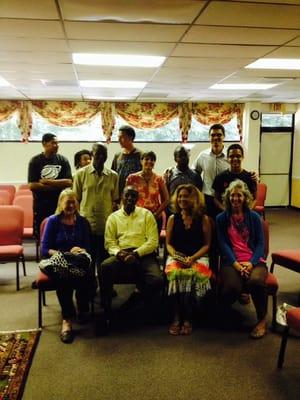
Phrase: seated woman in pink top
[
  {"left": 126, "top": 151, "right": 169, "bottom": 231},
  {"left": 216, "top": 179, "right": 268, "bottom": 339}
]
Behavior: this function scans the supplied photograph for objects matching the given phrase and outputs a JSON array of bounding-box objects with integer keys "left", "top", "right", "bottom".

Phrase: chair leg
[
  {"left": 35, "top": 239, "right": 40, "bottom": 263},
  {"left": 42, "top": 290, "right": 46, "bottom": 306},
  {"left": 270, "top": 261, "right": 275, "bottom": 273},
  {"left": 38, "top": 289, "right": 43, "bottom": 328},
  {"left": 272, "top": 294, "right": 277, "bottom": 332},
  {"left": 22, "top": 254, "right": 26, "bottom": 276},
  {"left": 278, "top": 326, "right": 289, "bottom": 369},
  {"left": 16, "top": 260, "right": 20, "bottom": 291}
]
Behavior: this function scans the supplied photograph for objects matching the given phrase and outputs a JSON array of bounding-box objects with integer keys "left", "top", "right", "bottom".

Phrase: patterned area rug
[{"left": 0, "top": 329, "right": 41, "bottom": 400}]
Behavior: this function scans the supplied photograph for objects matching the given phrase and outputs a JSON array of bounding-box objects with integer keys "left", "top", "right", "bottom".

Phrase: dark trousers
[
  {"left": 56, "top": 277, "right": 90, "bottom": 320},
  {"left": 98, "top": 253, "right": 163, "bottom": 319},
  {"left": 90, "top": 234, "right": 108, "bottom": 274},
  {"left": 220, "top": 263, "right": 268, "bottom": 320}
]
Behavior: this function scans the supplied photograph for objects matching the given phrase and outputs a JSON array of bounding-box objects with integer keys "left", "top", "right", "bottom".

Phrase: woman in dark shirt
[
  {"left": 165, "top": 184, "right": 211, "bottom": 335},
  {"left": 41, "top": 189, "right": 91, "bottom": 343}
]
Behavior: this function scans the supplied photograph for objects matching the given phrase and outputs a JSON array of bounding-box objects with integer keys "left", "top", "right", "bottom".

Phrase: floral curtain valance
[
  {"left": 115, "top": 102, "right": 178, "bottom": 130},
  {"left": 0, "top": 101, "right": 20, "bottom": 122},
  {"left": 192, "top": 103, "right": 244, "bottom": 138},
  {"left": 2, "top": 100, "right": 245, "bottom": 142}
]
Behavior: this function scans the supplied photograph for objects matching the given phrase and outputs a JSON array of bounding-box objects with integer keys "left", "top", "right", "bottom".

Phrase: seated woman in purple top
[
  {"left": 216, "top": 180, "right": 268, "bottom": 339},
  {"left": 41, "top": 189, "right": 91, "bottom": 343}
]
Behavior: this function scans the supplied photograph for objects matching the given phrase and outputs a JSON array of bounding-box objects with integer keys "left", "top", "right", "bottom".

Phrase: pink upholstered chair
[
  {"left": 277, "top": 307, "right": 300, "bottom": 368},
  {"left": 254, "top": 182, "right": 267, "bottom": 219},
  {"left": 13, "top": 195, "right": 34, "bottom": 240},
  {"left": 0, "top": 184, "right": 16, "bottom": 204},
  {"left": 0, "top": 190, "right": 11, "bottom": 205},
  {"left": 271, "top": 250, "right": 300, "bottom": 275},
  {"left": 0, "top": 205, "right": 26, "bottom": 290}
]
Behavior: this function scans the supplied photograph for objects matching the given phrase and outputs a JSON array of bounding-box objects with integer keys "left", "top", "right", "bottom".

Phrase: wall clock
[{"left": 250, "top": 110, "right": 260, "bottom": 120}]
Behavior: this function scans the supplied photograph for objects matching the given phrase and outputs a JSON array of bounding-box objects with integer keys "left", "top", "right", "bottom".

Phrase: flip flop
[
  {"left": 250, "top": 322, "right": 267, "bottom": 339},
  {"left": 169, "top": 321, "right": 181, "bottom": 336},
  {"left": 180, "top": 321, "right": 192, "bottom": 335}
]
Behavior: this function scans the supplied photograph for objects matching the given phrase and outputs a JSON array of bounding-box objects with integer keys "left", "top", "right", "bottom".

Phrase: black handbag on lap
[{"left": 39, "top": 251, "right": 91, "bottom": 279}]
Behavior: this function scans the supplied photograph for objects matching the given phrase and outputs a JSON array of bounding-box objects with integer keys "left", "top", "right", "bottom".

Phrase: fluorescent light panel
[
  {"left": 210, "top": 83, "right": 278, "bottom": 90},
  {"left": 246, "top": 58, "right": 300, "bottom": 70},
  {"left": 79, "top": 80, "right": 146, "bottom": 88},
  {"left": 0, "top": 76, "right": 11, "bottom": 87},
  {"left": 73, "top": 53, "right": 165, "bottom": 67}
]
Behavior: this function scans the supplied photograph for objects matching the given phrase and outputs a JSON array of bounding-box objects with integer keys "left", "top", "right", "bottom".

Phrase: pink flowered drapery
[
  {"left": 0, "top": 101, "right": 20, "bottom": 122},
  {"left": 32, "top": 101, "right": 102, "bottom": 126},
  {"left": 115, "top": 102, "right": 178, "bottom": 129},
  {"left": 178, "top": 103, "right": 192, "bottom": 142},
  {"left": 101, "top": 102, "right": 116, "bottom": 142},
  {"left": 269, "top": 103, "right": 285, "bottom": 113},
  {"left": 192, "top": 103, "right": 244, "bottom": 139}
]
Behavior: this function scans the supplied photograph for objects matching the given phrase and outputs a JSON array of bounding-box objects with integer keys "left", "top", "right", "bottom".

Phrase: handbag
[{"left": 39, "top": 251, "right": 92, "bottom": 280}]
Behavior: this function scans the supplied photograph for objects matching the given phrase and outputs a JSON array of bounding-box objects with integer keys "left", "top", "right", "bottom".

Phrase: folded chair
[
  {"left": 277, "top": 307, "right": 300, "bottom": 368},
  {"left": 0, "top": 205, "right": 26, "bottom": 290}
]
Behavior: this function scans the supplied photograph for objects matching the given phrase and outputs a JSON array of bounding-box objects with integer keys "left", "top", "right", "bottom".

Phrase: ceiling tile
[
  {"left": 164, "top": 57, "right": 255, "bottom": 70},
  {"left": 76, "top": 66, "right": 156, "bottom": 81},
  {"left": 0, "top": 20, "right": 65, "bottom": 38},
  {"left": 69, "top": 40, "right": 175, "bottom": 56},
  {"left": 266, "top": 46, "right": 300, "bottom": 58},
  {"left": 0, "top": 38, "right": 69, "bottom": 52},
  {"left": 61, "top": 0, "right": 207, "bottom": 23},
  {"left": 172, "top": 44, "right": 276, "bottom": 58},
  {"left": 65, "top": 22, "right": 187, "bottom": 41},
  {"left": 196, "top": 1, "right": 300, "bottom": 29},
  {"left": 0, "top": 52, "right": 72, "bottom": 64},
  {"left": 0, "top": 0, "right": 59, "bottom": 19},
  {"left": 183, "top": 26, "right": 300, "bottom": 45}
]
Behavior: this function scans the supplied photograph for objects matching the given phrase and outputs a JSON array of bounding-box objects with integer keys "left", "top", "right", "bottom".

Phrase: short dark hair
[
  {"left": 174, "top": 145, "right": 189, "bottom": 157},
  {"left": 209, "top": 124, "right": 225, "bottom": 136},
  {"left": 141, "top": 151, "right": 156, "bottom": 161},
  {"left": 42, "top": 133, "right": 56, "bottom": 143},
  {"left": 74, "top": 149, "right": 92, "bottom": 168},
  {"left": 227, "top": 143, "right": 244, "bottom": 157},
  {"left": 119, "top": 125, "right": 136, "bottom": 141}
]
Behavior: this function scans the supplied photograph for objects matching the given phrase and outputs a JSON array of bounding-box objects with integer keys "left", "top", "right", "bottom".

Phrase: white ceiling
[{"left": 1, "top": 0, "right": 300, "bottom": 102}]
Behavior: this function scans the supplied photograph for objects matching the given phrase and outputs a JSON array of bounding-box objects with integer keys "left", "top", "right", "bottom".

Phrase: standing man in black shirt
[
  {"left": 212, "top": 143, "right": 257, "bottom": 213},
  {"left": 28, "top": 133, "right": 72, "bottom": 240},
  {"left": 111, "top": 125, "right": 142, "bottom": 198}
]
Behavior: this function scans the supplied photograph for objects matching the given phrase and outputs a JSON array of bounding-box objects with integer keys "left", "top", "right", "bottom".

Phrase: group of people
[{"left": 27, "top": 123, "right": 267, "bottom": 343}]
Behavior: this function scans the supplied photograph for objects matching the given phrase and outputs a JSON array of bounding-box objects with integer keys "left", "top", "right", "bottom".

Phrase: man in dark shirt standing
[
  {"left": 28, "top": 133, "right": 72, "bottom": 239},
  {"left": 212, "top": 143, "right": 257, "bottom": 212},
  {"left": 111, "top": 125, "right": 142, "bottom": 198}
]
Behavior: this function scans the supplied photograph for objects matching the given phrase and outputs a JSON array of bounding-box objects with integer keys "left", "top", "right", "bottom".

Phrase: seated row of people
[{"left": 40, "top": 179, "right": 267, "bottom": 344}]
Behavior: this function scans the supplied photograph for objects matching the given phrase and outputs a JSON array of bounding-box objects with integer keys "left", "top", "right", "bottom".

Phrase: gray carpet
[{"left": 0, "top": 208, "right": 299, "bottom": 400}]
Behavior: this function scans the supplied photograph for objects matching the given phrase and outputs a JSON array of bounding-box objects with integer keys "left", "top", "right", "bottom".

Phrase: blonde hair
[
  {"left": 55, "top": 188, "right": 79, "bottom": 215},
  {"left": 222, "top": 179, "right": 253, "bottom": 211},
  {"left": 171, "top": 184, "right": 205, "bottom": 217}
]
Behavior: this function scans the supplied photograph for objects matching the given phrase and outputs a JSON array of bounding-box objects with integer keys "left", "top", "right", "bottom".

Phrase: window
[
  {"left": 0, "top": 112, "right": 21, "bottom": 140},
  {"left": 30, "top": 112, "right": 105, "bottom": 141},
  {"left": 261, "top": 113, "right": 293, "bottom": 128},
  {"left": 188, "top": 116, "right": 240, "bottom": 141},
  {"left": 112, "top": 116, "right": 181, "bottom": 142}
]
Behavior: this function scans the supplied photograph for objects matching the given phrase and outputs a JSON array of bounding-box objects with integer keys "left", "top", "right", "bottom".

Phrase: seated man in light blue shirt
[{"left": 98, "top": 186, "right": 163, "bottom": 334}]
